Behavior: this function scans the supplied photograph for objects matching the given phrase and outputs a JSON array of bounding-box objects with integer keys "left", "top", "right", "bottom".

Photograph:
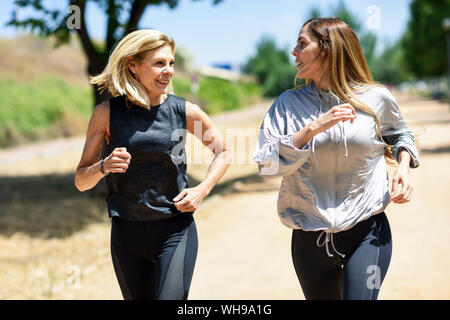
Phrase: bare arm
[
  {"left": 75, "top": 101, "right": 110, "bottom": 191},
  {"left": 75, "top": 101, "right": 132, "bottom": 192},
  {"left": 173, "top": 102, "right": 232, "bottom": 212}
]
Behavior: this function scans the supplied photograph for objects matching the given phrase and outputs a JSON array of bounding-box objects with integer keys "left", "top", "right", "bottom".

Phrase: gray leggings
[
  {"left": 110, "top": 215, "right": 198, "bottom": 300},
  {"left": 291, "top": 212, "right": 392, "bottom": 300}
]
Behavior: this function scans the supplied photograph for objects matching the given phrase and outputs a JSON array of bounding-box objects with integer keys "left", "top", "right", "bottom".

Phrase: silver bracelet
[{"left": 99, "top": 159, "right": 108, "bottom": 176}]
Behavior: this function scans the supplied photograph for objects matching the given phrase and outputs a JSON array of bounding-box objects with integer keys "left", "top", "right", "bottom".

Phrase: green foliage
[
  {"left": 8, "top": 0, "right": 223, "bottom": 47},
  {"left": 244, "top": 37, "right": 297, "bottom": 97},
  {"left": 245, "top": 1, "right": 384, "bottom": 97},
  {"left": 402, "top": 0, "right": 450, "bottom": 78},
  {"left": 0, "top": 74, "right": 92, "bottom": 147},
  {"left": 371, "top": 41, "right": 413, "bottom": 85},
  {"left": 283, "top": 1, "right": 416, "bottom": 86},
  {"left": 172, "top": 75, "right": 192, "bottom": 97},
  {"left": 174, "top": 75, "right": 262, "bottom": 114},
  {"left": 0, "top": 71, "right": 261, "bottom": 147},
  {"left": 198, "top": 77, "right": 241, "bottom": 113},
  {"left": 262, "top": 63, "right": 297, "bottom": 97},
  {"left": 8, "top": 0, "right": 224, "bottom": 105},
  {"left": 308, "top": 1, "right": 378, "bottom": 68}
]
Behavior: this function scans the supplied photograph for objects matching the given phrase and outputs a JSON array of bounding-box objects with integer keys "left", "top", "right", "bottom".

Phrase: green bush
[
  {"left": 244, "top": 36, "right": 297, "bottom": 97},
  {"left": 0, "top": 74, "right": 92, "bottom": 147},
  {"left": 0, "top": 72, "right": 262, "bottom": 148},
  {"left": 197, "top": 77, "right": 241, "bottom": 113},
  {"left": 172, "top": 75, "right": 192, "bottom": 97},
  {"left": 173, "top": 75, "right": 262, "bottom": 114}
]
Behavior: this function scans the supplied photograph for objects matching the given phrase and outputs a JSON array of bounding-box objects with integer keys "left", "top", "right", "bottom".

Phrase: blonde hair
[
  {"left": 294, "top": 17, "right": 396, "bottom": 164},
  {"left": 90, "top": 29, "right": 175, "bottom": 109}
]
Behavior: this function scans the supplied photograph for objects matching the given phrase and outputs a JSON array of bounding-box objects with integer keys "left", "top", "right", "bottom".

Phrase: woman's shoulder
[
  {"left": 353, "top": 83, "right": 393, "bottom": 101},
  {"left": 184, "top": 100, "right": 204, "bottom": 117},
  {"left": 271, "top": 87, "right": 307, "bottom": 108},
  {"left": 280, "top": 86, "right": 308, "bottom": 100},
  {"left": 87, "top": 100, "right": 110, "bottom": 133},
  {"left": 165, "top": 94, "right": 189, "bottom": 115},
  {"left": 184, "top": 100, "right": 213, "bottom": 132},
  {"left": 269, "top": 86, "right": 314, "bottom": 115},
  {"left": 167, "top": 93, "right": 186, "bottom": 104},
  {"left": 351, "top": 83, "right": 397, "bottom": 111},
  {"left": 93, "top": 99, "right": 110, "bottom": 117},
  {"left": 108, "top": 95, "right": 127, "bottom": 106}
]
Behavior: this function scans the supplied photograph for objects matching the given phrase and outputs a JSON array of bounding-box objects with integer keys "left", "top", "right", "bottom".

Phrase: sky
[{"left": 0, "top": 0, "right": 412, "bottom": 67}]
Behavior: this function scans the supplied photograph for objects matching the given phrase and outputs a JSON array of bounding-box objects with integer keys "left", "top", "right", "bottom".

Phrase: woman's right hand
[
  {"left": 103, "top": 147, "right": 132, "bottom": 174},
  {"left": 309, "top": 103, "right": 357, "bottom": 135}
]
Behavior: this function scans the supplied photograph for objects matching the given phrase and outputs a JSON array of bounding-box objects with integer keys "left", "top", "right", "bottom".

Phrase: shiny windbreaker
[{"left": 254, "top": 83, "right": 419, "bottom": 234}]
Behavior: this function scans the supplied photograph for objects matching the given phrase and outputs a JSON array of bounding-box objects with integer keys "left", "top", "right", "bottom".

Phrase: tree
[
  {"left": 8, "top": 0, "right": 223, "bottom": 106},
  {"left": 244, "top": 36, "right": 297, "bottom": 97},
  {"left": 309, "top": 1, "right": 378, "bottom": 69},
  {"left": 245, "top": 1, "right": 380, "bottom": 97},
  {"left": 371, "top": 40, "right": 413, "bottom": 85},
  {"left": 402, "top": 0, "right": 450, "bottom": 78},
  {"left": 308, "top": 1, "right": 414, "bottom": 85}
]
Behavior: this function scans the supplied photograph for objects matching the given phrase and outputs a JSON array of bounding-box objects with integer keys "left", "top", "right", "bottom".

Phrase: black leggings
[
  {"left": 291, "top": 212, "right": 392, "bottom": 300},
  {"left": 110, "top": 214, "right": 198, "bottom": 300}
]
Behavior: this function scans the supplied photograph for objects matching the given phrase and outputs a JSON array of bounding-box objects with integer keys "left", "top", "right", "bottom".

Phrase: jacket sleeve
[
  {"left": 380, "top": 88, "right": 420, "bottom": 168},
  {"left": 253, "top": 95, "right": 312, "bottom": 177}
]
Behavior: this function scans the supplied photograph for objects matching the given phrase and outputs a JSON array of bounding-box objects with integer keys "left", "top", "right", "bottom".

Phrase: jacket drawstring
[
  {"left": 316, "top": 231, "right": 346, "bottom": 258},
  {"left": 311, "top": 84, "right": 349, "bottom": 166},
  {"left": 338, "top": 122, "right": 349, "bottom": 159},
  {"left": 307, "top": 86, "right": 322, "bottom": 177},
  {"left": 311, "top": 136, "right": 318, "bottom": 171},
  {"left": 333, "top": 93, "right": 349, "bottom": 159}
]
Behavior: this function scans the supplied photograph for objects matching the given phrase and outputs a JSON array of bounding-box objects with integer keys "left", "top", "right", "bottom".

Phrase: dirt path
[{"left": 0, "top": 94, "right": 449, "bottom": 300}]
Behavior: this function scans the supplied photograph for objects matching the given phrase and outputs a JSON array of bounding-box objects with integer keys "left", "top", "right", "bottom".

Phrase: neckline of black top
[
  {"left": 126, "top": 94, "right": 172, "bottom": 112},
  {"left": 149, "top": 94, "right": 172, "bottom": 108}
]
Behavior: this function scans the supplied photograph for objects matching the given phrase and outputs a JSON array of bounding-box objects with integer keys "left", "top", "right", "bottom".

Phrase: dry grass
[
  {"left": 0, "top": 173, "right": 115, "bottom": 299},
  {"left": 0, "top": 36, "right": 89, "bottom": 86}
]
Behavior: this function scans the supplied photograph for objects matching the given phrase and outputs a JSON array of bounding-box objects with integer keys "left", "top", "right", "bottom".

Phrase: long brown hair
[{"left": 295, "top": 17, "right": 395, "bottom": 164}]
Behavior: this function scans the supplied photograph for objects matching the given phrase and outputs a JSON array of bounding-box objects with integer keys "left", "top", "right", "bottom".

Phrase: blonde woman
[
  {"left": 75, "top": 30, "right": 231, "bottom": 300},
  {"left": 254, "top": 17, "right": 419, "bottom": 300}
]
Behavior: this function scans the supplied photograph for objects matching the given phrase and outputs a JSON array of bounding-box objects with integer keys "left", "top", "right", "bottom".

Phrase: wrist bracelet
[{"left": 99, "top": 159, "right": 108, "bottom": 176}]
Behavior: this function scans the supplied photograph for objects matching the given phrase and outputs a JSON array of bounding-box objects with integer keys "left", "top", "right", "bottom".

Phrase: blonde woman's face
[
  {"left": 291, "top": 27, "right": 328, "bottom": 83},
  {"left": 130, "top": 44, "right": 175, "bottom": 97}
]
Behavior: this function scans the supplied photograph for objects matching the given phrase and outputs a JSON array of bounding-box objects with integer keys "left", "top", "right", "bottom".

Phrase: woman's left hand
[
  {"left": 390, "top": 166, "right": 413, "bottom": 204},
  {"left": 173, "top": 186, "right": 208, "bottom": 213}
]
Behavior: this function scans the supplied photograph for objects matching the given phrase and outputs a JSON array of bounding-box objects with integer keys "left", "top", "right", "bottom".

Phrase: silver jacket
[{"left": 254, "top": 83, "right": 419, "bottom": 234}]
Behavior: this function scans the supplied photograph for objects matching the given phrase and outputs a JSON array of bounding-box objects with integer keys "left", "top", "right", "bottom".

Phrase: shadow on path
[
  {"left": 0, "top": 171, "right": 277, "bottom": 239},
  {"left": 0, "top": 173, "right": 107, "bottom": 239},
  {"left": 420, "top": 144, "right": 450, "bottom": 154}
]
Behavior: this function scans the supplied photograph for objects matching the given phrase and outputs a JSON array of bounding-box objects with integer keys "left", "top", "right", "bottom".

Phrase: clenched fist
[{"left": 102, "top": 147, "right": 132, "bottom": 174}]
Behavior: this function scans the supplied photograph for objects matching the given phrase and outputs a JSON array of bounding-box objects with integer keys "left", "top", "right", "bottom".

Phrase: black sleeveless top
[{"left": 104, "top": 94, "right": 190, "bottom": 221}]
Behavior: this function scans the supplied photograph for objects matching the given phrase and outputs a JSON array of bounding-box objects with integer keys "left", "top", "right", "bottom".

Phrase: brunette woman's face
[
  {"left": 291, "top": 26, "right": 328, "bottom": 83},
  {"left": 129, "top": 45, "right": 175, "bottom": 98}
]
